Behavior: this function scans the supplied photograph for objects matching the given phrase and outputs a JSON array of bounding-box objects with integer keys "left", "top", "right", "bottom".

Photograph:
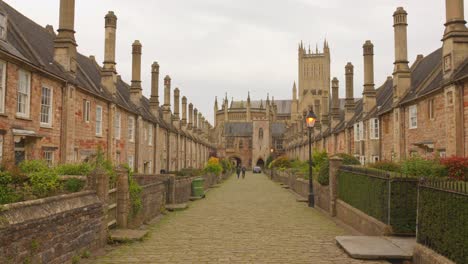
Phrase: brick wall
[
  {"left": 464, "top": 84, "right": 468, "bottom": 156},
  {"left": 174, "top": 177, "right": 194, "bottom": 204},
  {"left": 128, "top": 181, "right": 166, "bottom": 228},
  {"left": 0, "top": 191, "right": 104, "bottom": 264},
  {"left": 0, "top": 63, "right": 63, "bottom": 167}
]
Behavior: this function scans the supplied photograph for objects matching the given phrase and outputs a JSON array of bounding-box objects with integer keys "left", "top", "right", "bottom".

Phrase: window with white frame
[
  {"left": 114, "top": 111, "right": 121, "bottom": 139},
  {"left": 0, "top": 60, "right": 6, "bottom": 113},
  {"left": 83, "top": 100, "right": 90, "bottom": 122},
  {"left": 409, "top": 105, "right": 418, "bottom": 129},
  {"left": 17, "top": 70, "right": 31, "bottom": 117},
  {"left": 128, "top": 156, "right": 134, "bottom": 171},
  {"left": 0, "top": 13, "right": 7, "bottom": 40},
  {"left": 40, "top": 87, "right": 53, "bottom": 126},
  {"left": 369, "top": 118, "right": 379, "bottom": 139},
  {"left": 96, "top": 105, "right": 103, "bottom": 136},
  {"left": 43, "top": 150, "right": 53, "bottom": 167},
  {"left": 128, "top": 116, "right": 135, "bottom": 142},
  {"left": 148, "top": 125, "right": 153, "bottom": 146}
]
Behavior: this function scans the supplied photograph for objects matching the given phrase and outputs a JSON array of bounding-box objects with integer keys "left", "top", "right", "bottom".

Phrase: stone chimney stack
[
  {"left": 54, "top": 0, "right": 77, "bottom": 74},
  {"left": 173, "top": 88, "right": 180, "bottom": 120},
  {"left": 442, "top": 0, "right": 468, "bottom": 79},
  {"left": 149, "top": 62, "right": 160, "bottom": 113},
  {"left": 224, "top": 95, "right": 229, "bottom": 122},
  {"left": 331, "top": 77, "right": 340, "bottom": 125},
  {"left": 163, "top": 75, "right": 171, "bottom": 122},
  {"left": 193, "top": 108, "right": 198, "bottom": 130},
  {"left": 393, "top": 7, "right": 411, "bottom": 103},
  {"left": 246, "top": 92, "right": 251, "bottom": 121},
  {"left": 362, "top": 40, "right": 376, "bottom": 115},
  {"left": 214, "top": 97, "right": 218, "bottom": 127},
  {"left": 188, "top": 103, "right": 194, "bottom": 130},
  {"left": 130, "top": 40, "right": 142, "bottom": 104},
  {"left": 182, "top": 96, "right": 187, "bottom": 126},
  {"left": 344, "top": 63, "right": 355, "bottom": 123},
  {"left": 101, "top": 11, "right": 117, "bottom": 95}
]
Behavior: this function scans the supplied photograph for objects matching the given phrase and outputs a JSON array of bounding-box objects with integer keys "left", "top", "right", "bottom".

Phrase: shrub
[
  {"left": 29, "top": 169, "right": 60, "bottom": 198},
  {"left": 335, "top": 153, "right": 360, "bottom": 165},
  {"left": 55, "top": 163, "right": 92, "bottom": 176},
  {"left": 19, "top": 160, "right": 49, "bottom": 174},
  {"left": 317, "top": 161, "right": 330, "bottom": 185},
  {"left": 220, "top": 158, "right": 233, "bottom": 173},
  {"left": 176, "top": 168, "right": 203, "bottom": 177},
  {"left": 204, "top": 163, "right": 223, "bottom": 176},
  {"left": 312, "top": 149, "right": 328, "bottom": 168},
  {"left": 369, "top": 161, "right": 401, "bottom": 173},
  {"left": 266, "top": 155, "right": 274, "bottom": 167},
  {"left": 269, "top": 156, "right": 291, "bottom": 169},
  {"left": 0, "top": 171, "right": 19, "bottom": 204},
  {"left": 124, "top": 165, "right": 142, "bottom": 217},
  {"left": 401, "top": 156, "right": 447, "bottom": 178},
  {"left": 440, "top": 156, "right": 468, "bottom": 181},
  {"left": 63, "top": 178, "right": 85, "bottom": 193}
]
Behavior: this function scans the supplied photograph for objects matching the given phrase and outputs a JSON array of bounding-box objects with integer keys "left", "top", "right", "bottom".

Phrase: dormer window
[{"left": 0, "top": 13, "right": 7, "bottom": 40}]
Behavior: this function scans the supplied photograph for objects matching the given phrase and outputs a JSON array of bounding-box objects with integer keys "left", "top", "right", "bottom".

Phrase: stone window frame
[
  {"left": 128, "top": 116, "right": 135, "bottom": 142},
  {"left": 16, "top": 69, "right": 31, "bottom": 118},
  {"left": 0, "top": 60, "right": 5, "bottom": 114},
  {"left": 128, "top": 155, "right": 134, "bottom": 171},
  {"left": 114, "top": 110, "right": 121, "bottom": 140},
  {"left": 0, "top": 12, "right": 7, "bottom": 40},
  {"left": 148, "top": 125, "right": 153, "bottom": 146},
  {"left": 369, "top": 118, "right": 379, "bottom": 140},
  {"left": 83, "top": 100, "right": 90, "bottom": 123},
  {"left": 95, "top": 105, "right": 103, "bottom": 136},
  {"left": 428, "top": 98, "right": 435, "bottom": 120},
  {"left": 409, "top": 104, "right": 418, "bottom": 129},
  {"left": 40, "top": 85, "right": 53, "bottom": 127}
]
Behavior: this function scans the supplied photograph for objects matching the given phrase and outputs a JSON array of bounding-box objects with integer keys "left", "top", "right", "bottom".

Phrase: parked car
[{"left": 253, "top": 166, "right": 262, "bottom": 173}]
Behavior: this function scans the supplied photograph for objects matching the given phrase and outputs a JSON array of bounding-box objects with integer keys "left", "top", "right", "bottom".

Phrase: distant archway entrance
[
  {"left": 230, "top": 156, "right": 242, "bottom": 167},
  {"left": 256, "top": 158, "right": 265, "bottom": 168}
]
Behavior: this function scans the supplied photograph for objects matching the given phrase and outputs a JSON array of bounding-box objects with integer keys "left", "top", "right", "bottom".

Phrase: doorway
[{"left": 256, "top": 158, "right": 265, "bottom": 168}]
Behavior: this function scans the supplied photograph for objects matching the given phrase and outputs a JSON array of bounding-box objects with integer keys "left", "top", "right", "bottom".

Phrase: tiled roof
[{"left": 224, "top": 122, "right": 253, "bottom": 137}]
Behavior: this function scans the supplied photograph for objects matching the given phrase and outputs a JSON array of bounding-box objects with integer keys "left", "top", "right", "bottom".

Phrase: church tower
[{"left": 298, "top": 40, "right": 331, "bottom": 119}]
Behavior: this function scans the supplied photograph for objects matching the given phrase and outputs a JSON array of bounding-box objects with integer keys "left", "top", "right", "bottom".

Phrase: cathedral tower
[{"left": 298, "top": 40, "right": 331, "bottom": 118}]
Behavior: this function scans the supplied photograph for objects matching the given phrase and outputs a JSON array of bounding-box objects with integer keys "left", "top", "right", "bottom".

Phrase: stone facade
[
  {"left": 285, "top": 2, "right": 468, "bottom": 163},
  {"left": 0, "top": 1, "right": 213, "bottom": 173}
]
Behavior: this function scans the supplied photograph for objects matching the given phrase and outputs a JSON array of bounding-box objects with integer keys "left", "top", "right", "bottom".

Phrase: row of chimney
[{"left": 53, "top": 0, "right": 210, "bottom": 132}]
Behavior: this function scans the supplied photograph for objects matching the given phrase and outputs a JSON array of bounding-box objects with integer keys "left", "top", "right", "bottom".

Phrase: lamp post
[
  {"left": 270, "top": 148, "right": 274, "bottom": 179},
  {"left": 305, "top": 110, "right": 317, "bottom": 207}
]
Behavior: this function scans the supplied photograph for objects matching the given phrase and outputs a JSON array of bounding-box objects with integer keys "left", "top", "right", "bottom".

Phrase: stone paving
[{"left": 93, "top": 173, "right": 387, "bottom": 263}]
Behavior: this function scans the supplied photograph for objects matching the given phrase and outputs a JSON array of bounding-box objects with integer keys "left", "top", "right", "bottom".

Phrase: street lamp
[{"left": 305, "top": 110, "right": 317, "bottom": 207}]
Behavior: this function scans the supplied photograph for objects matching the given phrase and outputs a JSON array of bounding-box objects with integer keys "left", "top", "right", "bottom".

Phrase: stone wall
[
  {"left": 335, "top": 200, "right": 390, "bottom": 236},
  {"left": 129, "top": 181, "right": 166, "bottom": 228},
  {"left": 174, "top": 177, "right": 194, "bottom": 204},
  {"left": 202, "top": 173, "right": 218, "bottom": 190},
  {"left": 314, "top": 182, "right": 330, "bottom": 213},
  {"left": 413, "top": 244, "right": 455, "bottom": 264},
  {"left": 0, "top": 191, "right": 104, "bottom": 264}
]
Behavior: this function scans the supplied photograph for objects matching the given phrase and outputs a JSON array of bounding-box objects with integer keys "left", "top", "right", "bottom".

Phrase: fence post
[
  {"left": 91, "top": 167, "right": 109, "bottom": 246},
  {"left": 329, "top": 156, "right": 343, "bottom": 217},
  {"left": 116, "top": 167, "right": 129, "bottom": 229}
]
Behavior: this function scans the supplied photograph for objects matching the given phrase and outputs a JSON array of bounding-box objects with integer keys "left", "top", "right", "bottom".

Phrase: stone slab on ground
[
  {"left": 189, "top": 196, "right": 204, "bottom": 201},
  {"left": 166, "top": 203, "right": 189, "bottom": 211},
  {"left": 336, "top": 236, "right": 415, "bottom": 260},
  {"left": 109, "top": 229, "right": 148, "bottom": 242},
  {"left": 296, "top": 197, "right": 308, "bottom": 202}
]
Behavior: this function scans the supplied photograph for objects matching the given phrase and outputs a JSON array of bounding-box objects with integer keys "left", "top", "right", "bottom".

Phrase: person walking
[
  {"left": 236, "top": 166, "right": 241, "bottom": 179},
  {"left": 241, "top": 166, "right": 246, "bottom": 179}
]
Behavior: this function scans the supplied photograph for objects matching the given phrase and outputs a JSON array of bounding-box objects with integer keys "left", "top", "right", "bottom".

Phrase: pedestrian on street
[
  {"left": 241, "top": 166, "right": 246, "bottom": 179},
  {"left": 236, "top": 166, "right": 241, "bottom": 179}
]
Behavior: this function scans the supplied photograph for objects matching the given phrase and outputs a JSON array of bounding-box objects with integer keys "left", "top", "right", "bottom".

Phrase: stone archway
[
  {"left": 256, "top": 158, "right": 265, "bottom": 168},
  {"left": 229, "top": 156, "right": 242, "bottom": 167}
]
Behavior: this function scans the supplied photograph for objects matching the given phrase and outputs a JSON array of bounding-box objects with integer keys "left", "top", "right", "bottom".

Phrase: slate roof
[
  {"left": 224, "top": 122, "right": 253, "bottom": 137},
  {"left": 275, "top": 100, "right": 292, "bottom": 114},
  {"left": 271, "top": 122, "right": 286, "bottom": 137}
]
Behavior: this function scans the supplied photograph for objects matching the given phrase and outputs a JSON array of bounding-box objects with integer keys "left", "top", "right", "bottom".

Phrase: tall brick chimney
[
  {"left": 130, "top": 40, "right": 142, "bottom": 104},
  {"left": 149, "top": 62, "right": 160, "bottom": 115},
  {"left": 344, "top": 63, "right": 355, "bottom": 123},
  {"left": 442, "top": 0, "right": 468, "bottom": 79},
  {"left": 54, "top": 0, "right": 77, "bottom": 74},
  {"left": 182, "top": 96, "right": 187, "bottom": 126},
  {"left": 393, "top": 7, "right": 411, "bottom": 103},
  {"left": 101, "top": 11, "right": 117, "bottom": 96},
  {"left": 362, "top": 40, "right": 376, "bottom": 115}
]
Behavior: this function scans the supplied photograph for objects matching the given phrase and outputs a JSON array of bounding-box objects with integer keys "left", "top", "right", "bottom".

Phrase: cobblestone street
[{"left": 93, "top": 173, "right": 386, "bottom": 263}]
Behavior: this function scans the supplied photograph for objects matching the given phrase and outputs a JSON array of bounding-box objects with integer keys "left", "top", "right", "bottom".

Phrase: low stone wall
[
  {"left": 314, "top": 182, "right": 330, "bottom": 213},
  {"left": 202, "top": 173, "right": 218, "bottom": 190},
  {"left": 174, "top": 177, "right": 194, "bottom": 204},
  {"left": 413, "top": 244, "right": 455, "bottom": 264},
  {"left": 128, "top": 181, "right": 166, "bottom": 228},
  {"left": 293, "top": 178, "right": 309, "bottom": 197},
  {"left": 336, "top": 199, "right": 391, "bottom": 236},
  {"left": 0, "top": 191, "right": 104, "bottom": 264}
]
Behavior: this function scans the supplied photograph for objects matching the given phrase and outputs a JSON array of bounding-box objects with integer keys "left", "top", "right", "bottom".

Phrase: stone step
[
  {"left": 336, "top": 236, "right": 415, "bottom": 260},
  {"left": 109, "top": 229, "right": 148, "bottom": 243},
  {"left": 296, "top": 197, "right": 308, "bottom": 203},
  {"left": 190, "top": 196, "right": 204, "bottom": 201},
  {"left": 166, "top": 203, "right": 189, "bottom": 211}
]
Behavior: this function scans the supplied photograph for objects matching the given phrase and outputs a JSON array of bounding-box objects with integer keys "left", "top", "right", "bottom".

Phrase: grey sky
[{"left": 5, "top": 0, "right": 462, "bottom": 124}]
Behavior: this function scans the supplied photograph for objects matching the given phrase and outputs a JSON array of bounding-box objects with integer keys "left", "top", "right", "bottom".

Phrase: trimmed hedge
[
  {"left": 338, "top": 167, "right": 417, "bottom": 234},
  {"left": 417, "top": 185, "right": 468, "bottom": 264}
]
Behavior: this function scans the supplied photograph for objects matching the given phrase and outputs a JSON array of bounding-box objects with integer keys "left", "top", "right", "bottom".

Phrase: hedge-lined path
[{"left": 92, "top": 173, "right": 386, "bottom": 263}]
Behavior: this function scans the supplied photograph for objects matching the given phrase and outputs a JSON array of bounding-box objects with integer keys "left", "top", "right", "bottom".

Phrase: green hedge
[
  {"left": 417, "top": 186, "right": 468, "bottom": 264},
  {"left": 338, "top": 168, "right": 418, "bottom": 234}
]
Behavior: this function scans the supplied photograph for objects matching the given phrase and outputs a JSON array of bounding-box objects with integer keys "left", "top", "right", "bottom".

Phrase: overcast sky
[{"left": 5, "top": 0, "right": 463, "bottom": 124}]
